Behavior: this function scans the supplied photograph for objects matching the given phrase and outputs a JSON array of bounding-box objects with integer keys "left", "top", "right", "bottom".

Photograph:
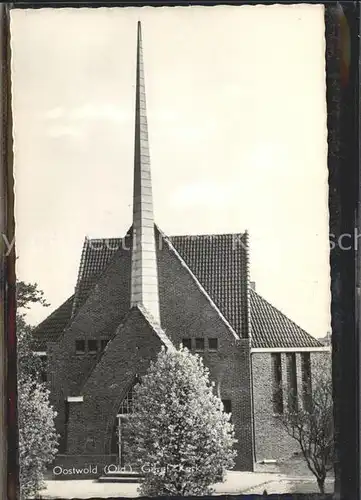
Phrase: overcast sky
[{"left": 11, "top": 5, "right": 330, "bottom": 337}]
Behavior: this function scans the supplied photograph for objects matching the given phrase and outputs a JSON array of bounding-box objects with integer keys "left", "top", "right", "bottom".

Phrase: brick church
[{"left": 33, "top": 22, "right": 329, "bottom": 476}]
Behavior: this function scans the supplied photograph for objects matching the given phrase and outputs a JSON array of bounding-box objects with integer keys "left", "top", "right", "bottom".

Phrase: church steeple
[{"left": 130, "top": 21, "right": 161, "bottom": 324}]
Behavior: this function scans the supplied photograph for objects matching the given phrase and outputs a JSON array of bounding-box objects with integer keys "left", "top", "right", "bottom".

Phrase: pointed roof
[
  {"left": 32, "top": 294, "right": 74, "bottom": 350},
  {"left": 169, "top": 232, "right": 249, "bottom": 338},
  {"left": 130, "top": 21, "right": 161, "bottom": 324},
  {"left": 32, "top": 230, "right": 323, "bottom": 351},
  {"left": 71, "top": 234, "right": 131, "bottom": 317},
  {"left": 31, "top": 23, "right": 322, "bottom": 353},
  {"left": 250, "top": 289, "right": 322, "bottom": 349}
]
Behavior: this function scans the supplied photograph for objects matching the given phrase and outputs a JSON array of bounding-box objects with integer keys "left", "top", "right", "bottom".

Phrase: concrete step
[
  {"left": 98, "top": 471, "right": 143, "bottom": 483},
  {"left": 98, "top": 476, "right": 143, "bottom": 483}
]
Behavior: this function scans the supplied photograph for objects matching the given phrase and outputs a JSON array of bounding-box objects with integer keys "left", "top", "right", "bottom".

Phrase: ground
[{"left": 35, "top": 460, "right": 335, "bottom": 499}]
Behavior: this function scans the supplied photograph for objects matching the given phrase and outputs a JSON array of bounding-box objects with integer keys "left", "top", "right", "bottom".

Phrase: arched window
[
  {"left": 118, "top": 384, "right": 135, "bottom": 415},
  {"left": 110, "top": 376, "right": 140, "bottom": 462}
]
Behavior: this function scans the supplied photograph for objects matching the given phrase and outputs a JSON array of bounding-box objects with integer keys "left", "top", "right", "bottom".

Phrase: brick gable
[
  {"left": 34, "top": 226, "right": 321, "bottom": 351},
  {"left": 65, "top": 306, "right": 171, "bottom": 455},
  {"left": 169, "top": 231, "right": 249, "bottom": 338}
]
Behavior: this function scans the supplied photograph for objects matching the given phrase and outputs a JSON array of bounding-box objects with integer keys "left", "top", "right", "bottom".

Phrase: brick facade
[
  {"left": 33, "top": 23, "right": 330, "bottom": 481},
  {"left": 157, "top": 238, "right": 254, "bottom": 471},
  {"left": 48, "top": 244, "right": 132, "bottom": 452},
  {"left": 252, "top": 351, "right": 331, "bottom": 462},
  {"left": 48, "top": 235, "right": 254, "bottom": 476},
  {"left": 65, "top": 308, "right": 165, "bottom": 455},
  {"left": 43, "top": 230, "right": 329, "bottom": 478}
]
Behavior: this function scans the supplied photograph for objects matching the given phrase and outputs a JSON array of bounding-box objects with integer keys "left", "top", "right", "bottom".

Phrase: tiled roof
[
  {"left": 170, "top": 233, "right": 249, "bottom": 338},
  {"left": 33, "top": 226, "right": 322, "bottom": 351},
  {"left": 32, "top": 295, "right": 74, "bottom": 350},
  {"left": 250, "top": 289, "right": 323, "bottom": 349},
  {"left": 72, "top": 233, "right": 131, "bottom": 316}
]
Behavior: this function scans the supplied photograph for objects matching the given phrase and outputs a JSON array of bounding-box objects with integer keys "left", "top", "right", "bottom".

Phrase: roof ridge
[
  {"left": 156, "top": 224, "right": 240, "bottom": 342},
  {"left": 85, "top": 236, "right": 125, "bottom": 242},
  {"left": 71, "top": 236, "right": 89, "bottom": 316},
  {"left": 169, "top": 231, "right": 246, "bottom": 239},
  {"left": 70, "top": 226, "right": 133, "bottom": 319},
  {"left": 250, "top": 288, "right": 322, "bottom": 346}
]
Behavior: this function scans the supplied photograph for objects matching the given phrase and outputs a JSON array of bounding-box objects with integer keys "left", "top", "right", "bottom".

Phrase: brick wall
[
  {"left": 65, "top": 307, "right": 163, "bottom": 456},
  {"left": 47, "top": 244, "right": 132, "bottom": 444},
  {"left": 252, "top": 351, "right": 331, "bottom": 462},
  {"left": 47, "top": 231, "right": 254, "bottom": 471},
  {"left": 54, "top": 244, "right": 131, "bottom": 395},
  {"left": 157, "top": 238, "right": 254, "bottom": 471}
]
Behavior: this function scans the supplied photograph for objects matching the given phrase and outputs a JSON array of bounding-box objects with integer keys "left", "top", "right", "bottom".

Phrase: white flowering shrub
[
  {"left": 126, "top": 346, "right": 236, "bottom": 496},
  {"left": 17, "top": 281, "right": 58, "bottom": 499},
  {"left": 18, "top": 378, "right": 58, "bottom": 499}
]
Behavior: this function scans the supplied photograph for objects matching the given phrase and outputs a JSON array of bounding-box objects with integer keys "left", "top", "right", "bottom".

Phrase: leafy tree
[
  {"left": 17, "top": 281, "right": 49, "bottom": 310},
  {"left": 17, "top": 281, "right": 58, "bottom": 499},
  {"left": 280, "top": 359, "right": 333, "bottom": 494},
  {"left": 125, "top": 346, "right": 236, "bottom": 496},
  {"left": 17, "top": 281, "right": 49, "bottom": 380}
]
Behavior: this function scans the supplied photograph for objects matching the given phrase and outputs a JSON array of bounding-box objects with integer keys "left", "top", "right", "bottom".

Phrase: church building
[{"left": 33, "top": 22, "right": 330, "bottom": 477}]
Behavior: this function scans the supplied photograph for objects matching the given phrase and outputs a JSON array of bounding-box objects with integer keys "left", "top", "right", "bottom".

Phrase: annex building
[{"left": 33, "top": 22, "right": 329, "bottom": 477}]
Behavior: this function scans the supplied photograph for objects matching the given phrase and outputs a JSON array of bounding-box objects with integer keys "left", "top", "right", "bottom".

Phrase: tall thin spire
[{"left": 130, "top": 22, "right": 161, "bottom": 324}]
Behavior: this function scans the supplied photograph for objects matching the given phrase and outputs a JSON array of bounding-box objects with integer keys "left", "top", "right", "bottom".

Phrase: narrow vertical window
[
  {"left": 182, "top": 338, "right": 192, "bottom": 350},
  {"left": 286, "top": 353, "right": 298, "bottom": 412},
  {"left": 221, "top": 399, "right": 232, "bottom": 414},
  {"left": 195, "top": 338, "right": 205, "bottom": 351},
  {"left": 208, "top": 338, "right": 218, "bottom": 351},
  {"left": 88, "top": 339, "right": 98, "bottom": 354},
  {"left": 75, "top": 340, "right": 85, "bottom": 354},
  {"left": 301, "top": 353, "right": 312, "bottom": 412},
  {"left": 271, "top": 353, "right": 283, "bottom": 414},
  {"left": 221, "top": 399, "right": 232, "bottom": 423}
]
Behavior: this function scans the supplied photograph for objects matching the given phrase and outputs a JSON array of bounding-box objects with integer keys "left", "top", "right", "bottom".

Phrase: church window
[
  {"left": 182, "top": 338, "right": 192, "bottom": 350},
  {"left": 88, "top": 339, "right": 98, "bottom": 353},
  {"left": 301, "top": 353, "right": 312, "bottom": 412},
  {"left": 208, "top": 338, "right": 218, "bottom": 351},
  {"left": 118, "top": 384, "right": 135, "bottom": 415},
  {"left": 195, "top": 338, "right": 205, "bottom": 351},
  {"left": 101, "top": 339, "right": 110, "bottom": 351},
  {"left": 221, "top": 399, "right": 232, "bottom": 421},
  {"left": 271, "top": 353, "right": 283, "bottom": 414},
  {"left": 286, "top": 353, "right": 298, "bottom": 412},
  {"left": 75, "top": 340, "right": 85, "bottom": 354}
]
